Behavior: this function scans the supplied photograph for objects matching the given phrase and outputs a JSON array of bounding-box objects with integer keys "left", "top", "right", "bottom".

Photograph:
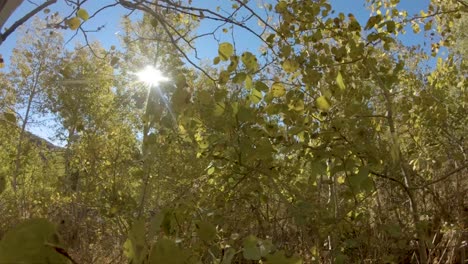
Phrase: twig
[
  {"left": 0, "top": 0, "right": 57, "bottom": 44},
  {"left": 119, "top": 0, "right": 216, "bottom": 83},
  {"left": 416, "top": 163, "right": 468, "bottom": 189}
]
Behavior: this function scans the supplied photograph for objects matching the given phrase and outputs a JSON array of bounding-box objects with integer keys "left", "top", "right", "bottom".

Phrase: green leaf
[
  {"left": 259, "top": 239, "right": 275, "bottom": 257},
  {"left": 265, "top": 250, "right": 302, "bottom": 264},
  {"left": 282, "top": 59, "right": 298, "bottom": 73},
  {"left": 233, "top": 72, "right": 247, "bottom": 84},
  {"left": 227, "top": 55, "right": 239, "bottom": 72},
  {"left": 386, "top": 21, "right": 396, "bottom": 33},
  {"left": 275, "top": 1, "right": 288, "bottom": 13},
  {"left": 214, "top": 102, "right": 225, "bottom": 116},
  {"left": 0, "top": 219, "right": 68, "bottom": 264},
  {"left": 349, "top": 20, "right": 361, "bottom": 32},
  {"left": 243, "top": 235, "right": 261, "bottom": 260},
  {"left": 241, "top": 52, "right": 258, "bottom": 72},
  {"left": 0, "top": 175, "right": 5, "bottom": 194},
  {"left": 149, "top": 238, "right": 191, "bottom": 264},
  {"left": 149, "top": 213, "right": 165, "bottom": 239},
  {"left": 123, "top": 239, "right": 134, "bottom": 261},
  {"left": 255, "top": 138, "right": 274, "bottom": 158},
  {"left": 336, "top": 72, "right": 346, "bottom": 90},
  {"left": 255, "top": 81, "right": 269, "bottom": 92},
  {"left": 349, "top": 166, "right": 369, "bottom": 188},
  {"left": 271, "top": 82, "right": 286, "bottom": 97},
  {"left": 197, "top": 90, "right": 212, "bottom": 105},
  {"left": 219, "top": 42, "right": 234, "bottom": 61},
  {"left": 289, "top": 99, "right": 304, "bottom": 111},
  {"left": 161, "top": 209, "right": 176, "bottom": 235},
  {"left": 237, "top": 106, "right": 255, "bottom": 122},
  {"left": 315, "top": 96, "right": 331, "bottom": 112},
  {"left": 221, "top": 248, "right": 237, "bottom": 264},
  {"left": 364, "top": 15, "right": 382, "bottom": 30},
  {"left": 219, "top": 70, "right": 230, "bottom": 85},
  {"left": 125, "top": 219, "right": 147, "bottom": 263},
  {"left": 196, "top": 221, "right": 216, "bottom": 242},
  {"left": 335, "top": 253, "right": 347, "bottom": 264},
  {"left": 150, "top": 18, "right": 158, "bottom": 27},
  {"left": 110, "top": 56, "right": 119, "bottom": 66},
  {"left": 171, "top": 86, "right": 190, "bottom": 112},
  {"left": 3, "top": 112, "right": 16, "bottom": 123},
  {"left": 266, "top": 33, "right": 276, "bottom": 43}
]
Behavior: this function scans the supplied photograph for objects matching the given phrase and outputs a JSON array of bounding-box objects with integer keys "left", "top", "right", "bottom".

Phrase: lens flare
[{"left": 135, "top": 65, "right": 169, "bottom": 86}]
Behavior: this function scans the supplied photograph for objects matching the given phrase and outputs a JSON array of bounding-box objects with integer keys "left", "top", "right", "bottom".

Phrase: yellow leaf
[
  {"left": 207, "top": 167, "right": 215, "bottom": 175},
  {"left": 336, "top": 72, "right": 346, "bottom": 90},
  {"left": 110, "top": 207, "right": 118, "bottom": 214},
  {"left": 411, "top": 22, "right": 420, "bottom": 34},
  {"left": 218, "top": 70, "right": 230, "bottom": 85},
  {"left": 282, "top": 59, "right": 298, "bottom": 73},
  {"left": 67, "top": 17, "right": 81, "bottom": 30},
  {"left": 289, "top": 100, "right": 304, "bottom": 111},
  {"left": 214, "top": 102, "right": 225, "bottom": 116},
  {"left": 424, "top": 20, "right": 432, "bottom": 31},
  {"left": 77, "top": 8, "right": 89, "bottom": 21},
  {"left": 250, "top": 88, "right": 262, "bottom": 104},
  {"left": 245, "top": 74, "right": 253, "bottom": 90},
  {"left": 241, "top": 52, "right": 258, "bottom": 72},
  {"left": 218, "top": 42, "right": 234, "bottom": 61},
  {"left": 271, "top": 82, "right": 286, "bottom": 97},
  {"left": 337, "top": 176, "right": 345, "bottom": 184},
  {"left": 315, "top": 96, "right": 331, "bottom": 112}
]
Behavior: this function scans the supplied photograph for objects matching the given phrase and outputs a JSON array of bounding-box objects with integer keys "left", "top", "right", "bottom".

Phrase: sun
[{"left": 135, "top": 65, "right": 169, "bottom": 86}]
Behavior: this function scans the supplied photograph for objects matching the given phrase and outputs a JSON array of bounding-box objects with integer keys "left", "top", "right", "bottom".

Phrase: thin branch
[
  {"left": 119, "top": 0, "right": 216, "bottom": 83},
  {"left": 145, "top": 0, "right": 275, "bottom": 50},
  {"left": 455, "top": 0, "right": 468, "bottom": 7},
  {"left": 370, "top": 170, "right": 406, "bottom": 189},
  {"left": 63, "top": 3, "right": 118, "bottom": 46},
  {"left": 234, "top": 0, "right": 279, "bottom": 36},
  {"left": 405, "top": 8, "right": 463, "bottom": 22},
  {"left": 0, "top": 0, "right": 57, "bottom": 44},
  {"left": 26, "top": 0, "right": 39, "bottom": 7},
  {"left": 416, "top": 163, "right": 468, "bottom": 189}
]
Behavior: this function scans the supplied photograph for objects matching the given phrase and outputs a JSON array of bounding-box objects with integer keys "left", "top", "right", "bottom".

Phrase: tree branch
[
  {"left": 416, "top": 163, "right": 468, "bottom": 189},
  {"left": 0, "top": 0, "right": 57, "bottom": 45},
  {"left": 119, "top": 0, "right": 216, "bottom": 83}
]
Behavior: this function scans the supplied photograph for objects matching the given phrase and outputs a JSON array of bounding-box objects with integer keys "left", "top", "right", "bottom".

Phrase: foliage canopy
[{"left": 0, "top": 0, "right": 467, "bottom": 263}]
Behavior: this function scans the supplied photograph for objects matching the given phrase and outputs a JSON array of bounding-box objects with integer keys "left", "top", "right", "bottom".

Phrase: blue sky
[
  {"left": 1, "top": 0, "right": 431, "bottom": 65},
  {"left": 0, "top": 0, "right": 431, "bottom": 144}
]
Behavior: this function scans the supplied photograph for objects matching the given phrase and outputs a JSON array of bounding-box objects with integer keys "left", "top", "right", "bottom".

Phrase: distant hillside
[
  {"left": 0, "top": 117, "right": 62, "bottom": 150},
  {"left": 25, "top": 130, "right": 63, "bottom": 150}
]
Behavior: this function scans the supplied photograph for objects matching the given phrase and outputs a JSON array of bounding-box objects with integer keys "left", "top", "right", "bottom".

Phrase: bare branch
[
  {"left": 0, "top": 0, "right": 57, "bottom": 45},
  {"left": 416, "top": 163, "right": 468, "bottom": 188},
  {"left": 119, "top": 0, "right": 216, "bottom": 83}
]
